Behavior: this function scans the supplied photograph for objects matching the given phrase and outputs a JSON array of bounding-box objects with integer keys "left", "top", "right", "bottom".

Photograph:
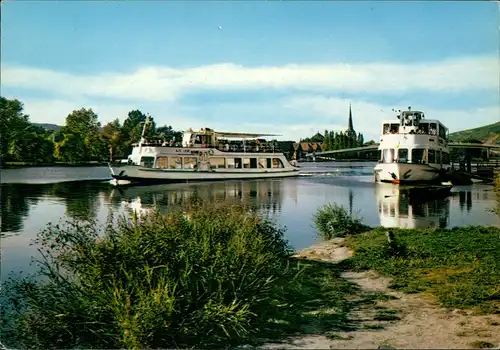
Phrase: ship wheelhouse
[{"left": 377, "top": 109, "right": 451, "bottom": 170}]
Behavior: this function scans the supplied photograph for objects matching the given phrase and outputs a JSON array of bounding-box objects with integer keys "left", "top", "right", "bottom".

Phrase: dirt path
[{"left": 262, "top": 238, "right": 500, "bottom": 349}]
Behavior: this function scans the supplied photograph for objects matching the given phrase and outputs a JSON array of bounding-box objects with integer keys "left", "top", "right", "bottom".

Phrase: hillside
[
  {"left": 33, "top": 123, "right": 62, "bottom": 132},
  {"left": 449, "top": 122, "right": 500, "bottom": 144}
]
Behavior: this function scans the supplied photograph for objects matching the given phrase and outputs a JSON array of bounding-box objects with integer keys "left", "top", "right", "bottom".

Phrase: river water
[{"left": 2, "top": 162, "right": 499, "bottom": 280}]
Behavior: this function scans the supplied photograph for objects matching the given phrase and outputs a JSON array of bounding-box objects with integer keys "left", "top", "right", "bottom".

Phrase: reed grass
[
  {"left": 2, "top": 201, "right": 293, "bottom": 348},
  {"left": 313, "top": 203, "right": 370, "bottom": 239},
  {"left": 1, "top": 200, "right": 378, "bottom": 349}
]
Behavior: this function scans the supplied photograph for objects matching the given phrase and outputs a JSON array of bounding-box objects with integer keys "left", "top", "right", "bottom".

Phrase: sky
[{"left": 2, "top": 1, "right": 499, "bottom": 142}]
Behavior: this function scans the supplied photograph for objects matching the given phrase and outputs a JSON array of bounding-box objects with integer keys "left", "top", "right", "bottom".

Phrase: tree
[
  {"left": 122, "top": 110, "right": 156, "bottom": 145},
  {"left": 0, "top": 97, "right": 30, "bottom": 164},
  {"left": 54, "top": 132, "right": 86, "bottom": 163},
  {"left": 357, "top": 132, "right": 364, "bottom": 147},
  {"left": 8, "top": 128, "right": 54, "bottom": 163},
  {"left": 155, "top": 125, "right": 182, "bottom": 143},
  {"left": 61, "top": 108, "right": 104, "bottom": 161},
  {"left": 101, "top": 119, "right": 124, "bottom": 161}
]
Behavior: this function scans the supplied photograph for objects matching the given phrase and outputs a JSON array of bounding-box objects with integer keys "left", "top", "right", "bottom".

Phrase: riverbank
[
  {"left": 268, "top": 233, "right": 500, "bottom": 349},
  {"left": 2, "top": 198, "right": 500, "bottom": 349}
]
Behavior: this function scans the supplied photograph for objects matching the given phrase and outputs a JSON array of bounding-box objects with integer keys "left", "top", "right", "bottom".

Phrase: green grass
[
  {"left": 313, "top": 203, "right": 370, "bottom": 240},
  {"left": 343, "top": 226, "right": 500, "bottom": 314},
  {"left": 0, "top": 200, "right": 385, "bottom": 349}
]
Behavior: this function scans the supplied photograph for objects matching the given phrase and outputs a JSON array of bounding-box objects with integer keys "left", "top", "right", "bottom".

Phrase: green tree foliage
[
  {"left": 8, "top": 126, "right": 54, "bottom": 163},
  {"left": 0, "top": 97, "right": 30, "bottom": 164},
  {"left": 122, "top": 110, "right": 156, "bottom": 145},
  {"left": 155, "top": 125, "right": 183, "bottom": 144},
  {"left": 314, "top": 129, "right": 365, "bottom": 151},
  {"left": 101, "top": 119, "right": 124, "bottom": 161},
  {"left": 0, "top": 97, "right": 187, "bottom": 164},
  {"left": 0, "top": 97, "right": 57, "bottom": 164}
]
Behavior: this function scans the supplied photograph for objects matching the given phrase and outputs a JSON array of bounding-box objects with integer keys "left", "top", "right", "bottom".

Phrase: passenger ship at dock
[
  {"left": 374, "top": 107, "right": 451, "bottom": 184},
  {"left": 109, "top": 120, "right": 300, "bottom": 185}
]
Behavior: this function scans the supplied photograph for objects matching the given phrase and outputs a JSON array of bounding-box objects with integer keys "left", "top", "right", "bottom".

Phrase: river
[{"left": 1, "top": 162, "right": 499, "bottom": 280}]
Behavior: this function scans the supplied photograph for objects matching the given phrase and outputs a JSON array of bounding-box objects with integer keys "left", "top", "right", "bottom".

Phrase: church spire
[{"left": 347, "top": 103, "right": 354, "bottom": 132}]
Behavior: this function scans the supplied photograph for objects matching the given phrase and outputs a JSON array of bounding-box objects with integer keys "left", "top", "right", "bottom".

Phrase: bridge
[{"left": 306, "top": 143, "right": 500, "bottom": 160}]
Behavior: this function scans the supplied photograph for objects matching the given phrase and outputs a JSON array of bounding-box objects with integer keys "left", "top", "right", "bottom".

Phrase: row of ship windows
[
  {"left": 379, "top": 148, "right": 451, "bottom": 165},
  {"left": 140, "top": 156, "right": 285, "bottom": 169},
  {"left": 382, "top": 122, "right": 447, "bottom": 139}
]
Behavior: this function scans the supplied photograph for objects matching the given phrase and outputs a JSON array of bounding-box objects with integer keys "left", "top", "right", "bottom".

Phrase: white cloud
[
  {"left": 2, "top": 55, "right": 498, "bottom": 102},
  {"left": 283, "top": 95, "right": 500, "bottom": 140},
  {"left": 3, "top": 55, "right": 499, "bottom": 142},
  {"left": 16, "top": 94, "right": 499, "bottom": 143}
]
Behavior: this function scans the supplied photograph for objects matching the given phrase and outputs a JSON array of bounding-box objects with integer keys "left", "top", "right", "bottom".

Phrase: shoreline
[
  {"left": 2, "top": 162, "right": 109, "bottom": 169},
  {"left": 270, "top": 232, "right": 500, "bottom": 349}
]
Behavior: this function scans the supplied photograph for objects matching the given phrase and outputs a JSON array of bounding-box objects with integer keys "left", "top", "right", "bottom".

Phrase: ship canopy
[{"left": 184, "top": 128, "right": 281, "bottom": 139}]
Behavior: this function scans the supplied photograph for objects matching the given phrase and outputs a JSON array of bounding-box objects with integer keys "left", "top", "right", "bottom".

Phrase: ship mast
[{"left": 138, "top": 114, "right": 150, "bottom": 151}]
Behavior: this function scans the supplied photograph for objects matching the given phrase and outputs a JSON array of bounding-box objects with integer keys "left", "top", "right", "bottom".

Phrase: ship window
[
  {"left": 243, "top": 158, "right": 251, "bottom": 168},
  {"left": 390, "top": 124, "right": 399, "bottom": 134},
  {"left": 438, "top": 124, "right": 447, "bottom": 140},
  {"left": 209, "top": 157, "right": 225, "bottom": 169},
  {"left": 259, "top": 158, "right": 268, "bottom": 168},
  {"left": 156, "top": 157, "right": 169, "bottom": 169},
  {"left": 417, "top": 122, "right": 429, "bottom": 134},
  {"left": 234, "top": 158, "right": 242, "bottom": 169},
  {"left": 378, "top": 150, "right": 382, "bottom": 162},
  {"left": 272, "top": 158, "right": 284, "bottom": 168},
  {"left": 383, "top": 123, "right": 390, "bottom": 134},
  {"left": 250, "top": 158, "right": 258, "bottom": 169},
  {"left": 436, "top": 150, "right": 441, "bottom": 165},
  {"left": 382, "top": 149, "right": 395, "bottom": 163},
  {"left": 170, "top": 156, "right": 182, "bottom": 169},
  {"left": 428, "top": 149, "right": 436, "bottom": 164},
  {"left": 442, "top": 152, "right": 450, "bottom": 165},
  {"left": 140, "top": 156, "right": 155, "bottom": 168},
  {"left": 227, "top": 158, "right": 235, "bottom": 168},
  {"left": 429, "top": 123, "right": 437, "bottom": 136},
  {"left": 183, "top": 157, "right": 197, "bottom": 169},
  {"left": 411, "top": 149, "right": 426, "bottom": 164},
  {"left": 398, "top": 148, "right": 409, "bottom": 163},
  {"left": 267, "top": 158, "right": 272, "bottom": 168}
]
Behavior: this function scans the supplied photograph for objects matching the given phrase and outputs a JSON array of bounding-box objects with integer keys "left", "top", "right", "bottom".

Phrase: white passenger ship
[
  {"left": 109, "top": 119, "right": 300, "bottom": 185},
  {"left": 374, "top": 107, "right": 451, "bottom": 184}
]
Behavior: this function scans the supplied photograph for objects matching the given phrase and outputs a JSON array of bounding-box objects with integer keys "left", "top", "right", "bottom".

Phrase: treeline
[
  {"left": 0, "top": 97, "right": 182, "bottom": 165},
  {"left": 303, "top": 130, "right": 369, "bottom": 151}
]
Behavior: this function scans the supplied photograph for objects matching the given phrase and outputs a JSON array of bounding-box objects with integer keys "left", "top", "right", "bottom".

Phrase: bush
[
  {"left": 2, "top": 201, "right": 293, "bottom": 349},
  {"left": 313, "top": 203, "right": 369, "bottom": 240}
]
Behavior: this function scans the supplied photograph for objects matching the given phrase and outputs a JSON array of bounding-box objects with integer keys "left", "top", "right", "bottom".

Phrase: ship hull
[
  {"left": 374, "top": 162, "right": 445, "bottom": 184},
  {"left": 110, "top": 165, "right": 300, "bottom": 186}
]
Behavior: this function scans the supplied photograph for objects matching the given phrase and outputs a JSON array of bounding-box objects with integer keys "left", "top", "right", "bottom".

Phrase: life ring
[{"left": 208, "top": 149, "right": 215, "bottom": 156}]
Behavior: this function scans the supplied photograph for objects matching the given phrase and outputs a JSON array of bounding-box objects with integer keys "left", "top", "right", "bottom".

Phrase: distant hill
[
  {"left": 33, "top": 123, "right": 62, "bottom": 132},
  {"left": 449, "top": 122, "right": 500, "bottom": 145}
]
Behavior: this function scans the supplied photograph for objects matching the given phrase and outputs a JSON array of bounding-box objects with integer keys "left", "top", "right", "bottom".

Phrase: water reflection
[
  {"left": 105, "top": 180, "right": 285, "bottom": 218},
  {"left": 1, "top": 181, "right": 105, "bottom": 234},
  {"left": 1, "top": 180, "right": 286, "bottom": 235},
  {"left": 375, "top": 184, "right": 451, "bottom": 229}
]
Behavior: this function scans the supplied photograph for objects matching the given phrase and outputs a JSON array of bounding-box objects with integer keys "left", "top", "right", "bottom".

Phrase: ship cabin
[
  {"left": 181, "top": 128, "right": 281, "bottom": 153},
  {"left": 378, "top": 109, "right": 451, "bottom": 169},
  {"left": 127, "top": 128, "right": 290, "bottom": 171}
]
